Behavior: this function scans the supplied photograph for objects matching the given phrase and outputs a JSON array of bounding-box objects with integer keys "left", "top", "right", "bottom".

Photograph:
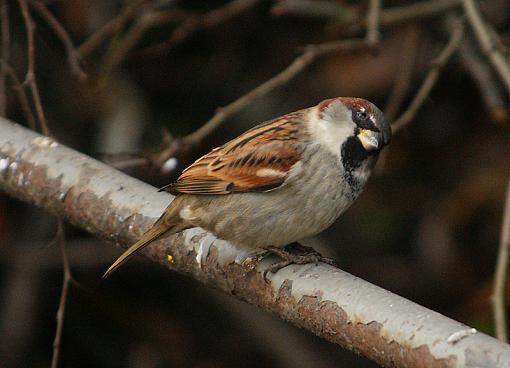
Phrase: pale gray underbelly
[{"left": 182, "top": 150, "right": 367, "bottom": 250}]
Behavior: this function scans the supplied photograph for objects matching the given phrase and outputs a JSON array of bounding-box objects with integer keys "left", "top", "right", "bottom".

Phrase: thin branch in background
[
  {"left": 377, "top": 25, "right": 420, "bottom": 174},
  {"left": 101, "top": 7, "right": 190, "bottom": 73},
  {"left": 459, "top": 38, "right": 508, "bottom": 123},
  {"left": 392, "top": 20, "right": 464, "bottom": 133},
  {"left": 17, "top": 0, "right": 34, "bottom": 85},
  {"left": 487, "top": 24, "right": 508, "bottom": 56},
  {"left": 463, "top": 0, "right": 510, "bottom": 98},
  {"left": 493, "top": 175, "right": 510, "bottom": 343},
  {"left": 384, "top": 26, "right": 420, "bottom": 121},
  {"left": 140, "top": 0, "right": 261, "bottom": 57},
  {"left": 173, "top": 0, "right": 260, "bottom": 41},
  {"left": 271, "top": 0, "right": 357, "bottom": 22},
  {"left": 17, "top": 0, "right": 49, "bottom": 135},
  {"left": 365, "top": 0, "right": 381, "bottom": 48},
  {"left": 0, "top": 2, "right": 36, "bottom": 128},
  {"left": 50, "top": 219, "right": 73, "bottom": 368},
  {"left": 29, "top": 0, "right": 86, "bottom": 81},
  {"left": 77, "top": 0, "right": 148, "bottom": 58},
  {"left": 362, "top": 0, "right": 462, "bottom": 39},
  {"left": 153, "top": 38, "right": 369, "bottom": 166},
  {"left": 380, "top": 0, "right": 460, "bottom": 26},
  {"left": 1, "top": 62, "right": 37, "bottom": 130},
  {"left": 0, "top": 0, "right": 10, "bottom": 116},
  {"left": 275, "top": 0, "right": 461, "bottom": 33}
]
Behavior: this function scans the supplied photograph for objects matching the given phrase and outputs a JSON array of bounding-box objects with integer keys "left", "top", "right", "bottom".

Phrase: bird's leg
[
  {"left": 289, "top": 243, "right": 338, "bottom": 267},
  {"left": 262, "top": 243, "right": 338, "bottom": 281}
]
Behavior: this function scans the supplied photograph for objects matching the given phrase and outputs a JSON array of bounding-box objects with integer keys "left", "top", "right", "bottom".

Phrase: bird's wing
[{"left": 162, "top": 115, "right": 304, "bottom": 195}]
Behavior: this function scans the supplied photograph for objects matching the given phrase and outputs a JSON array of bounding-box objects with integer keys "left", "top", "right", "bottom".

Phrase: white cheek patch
[
  {"left": 179, "top": 205, "right": 197, "bottom": 221},
  {"left": 308, "top": 108, "right": 355, "bottom": 158}
]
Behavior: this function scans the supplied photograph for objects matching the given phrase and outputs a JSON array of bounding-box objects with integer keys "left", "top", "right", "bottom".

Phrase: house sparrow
[{"left": 104, "top": 97, "right": 391, "bottom": 277}]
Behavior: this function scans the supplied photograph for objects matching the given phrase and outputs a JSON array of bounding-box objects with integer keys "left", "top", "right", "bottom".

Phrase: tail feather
[{"left": 103, "top": 198, "right": 187, "bottom": 277}]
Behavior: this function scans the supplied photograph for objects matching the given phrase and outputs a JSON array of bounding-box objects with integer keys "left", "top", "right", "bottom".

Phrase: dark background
[{"left": 0, "top": 0, "right": 510, "bottom": 367}]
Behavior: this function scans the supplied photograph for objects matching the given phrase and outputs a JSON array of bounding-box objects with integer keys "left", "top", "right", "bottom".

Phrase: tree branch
[
  {"left": 366, "top": 0, "right": 381, "bottom": 48},
  {"left": 1, "top": 62, "right": 37, "bottom": 130},
  {"left": 458, "top": 37, "right": 508, "bottom": 123},
  {"left": 383, "top": 26, "right": 420, "bottom": 121},
  {"left": 271, "top": 0, "right": 356, "bottom": 22},
  {"left": 50, "top": 219, "right": 73, "bottom": 368},
  {"left": 17, "top": 0, "right": 49, "bottom": 135},
  {"left": 77, "top": 0, "right": 148, "bottom": 58},
  {"left": 29, "top": 0, "right": 86, "bottom": 81},
  {"left": 381, "top": 0, "right": 460, "bottom": 26},
  {"left": 0, "top": 0, "right": 9, "bottom": 117},
  {"left": 1, "top": 118, "right": 509, "bottom": 367},
  {"left": 100, "top": 6, "right": 192, "bottom": 74},
  {"left": 463, "top": 0, "right": 510, "bottom": 98},
  {"left": 493, "top": 174, "right": 510, "bottom": 342},
  {"left": 392, "top": 19, "right": 464, "bottom": 133},
  {"left": 273, "top": 0, "right": 462, "bottom": 29},
  {"left": 140, "top": 0, "right": 261, "bottom": 57}
]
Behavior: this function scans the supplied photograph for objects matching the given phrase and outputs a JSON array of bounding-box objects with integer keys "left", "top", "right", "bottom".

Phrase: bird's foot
[{"left": 262, "top": 244, "right": 338, "bottom": 281}]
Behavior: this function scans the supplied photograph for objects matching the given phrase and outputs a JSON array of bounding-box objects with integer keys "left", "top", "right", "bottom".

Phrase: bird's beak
[{"left": 357, "top": 129, "right": 382, "bottom": 152}]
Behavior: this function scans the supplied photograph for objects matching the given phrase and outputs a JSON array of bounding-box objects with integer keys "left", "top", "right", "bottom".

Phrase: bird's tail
[{"left": 103, "top": 198, "right": 187, "bottom": 278}]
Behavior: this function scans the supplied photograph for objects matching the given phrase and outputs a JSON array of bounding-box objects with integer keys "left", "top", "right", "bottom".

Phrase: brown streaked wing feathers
[{"left": 164, "top": 115, "right": 303, "bottom": 195}]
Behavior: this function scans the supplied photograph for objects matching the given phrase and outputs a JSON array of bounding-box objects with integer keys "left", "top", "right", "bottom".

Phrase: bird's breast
[{"left": 183, "top": 145, "right": 373, "bottom": 251}]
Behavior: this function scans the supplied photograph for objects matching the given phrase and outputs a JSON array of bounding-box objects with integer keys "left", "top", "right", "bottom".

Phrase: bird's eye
[{"left": 356, "top": 111, "right": 369, "bottom": 121}]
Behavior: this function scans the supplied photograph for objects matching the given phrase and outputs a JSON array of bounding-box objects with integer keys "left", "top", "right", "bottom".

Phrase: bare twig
[
  {"left": 493, "top": 175, "right": 510, "bottom": 342},
  {"left": 0, "top": 0, "right": 9, "bottom": 117},
  {"left": 463, "top": 0, "right": 510, "bottom": 98},
  {"left": 153, "top": 38, "right": 368, "bottom": 165},
  {"left": 102, "top": 7, "right": 190, "bottom": 73},
  {"left": 140, "top": 0, "right": 261, "bottom": 57},
  {"left": 271, "top": 0, "right": 356, "bottom": 22},
  {"left": 50, "top": 219, "right": 73, "bottom": 368},
  {"left": 381, "top": 0, "right": 460, "bottom": 26},
  {"left": 384, "top": 26, "right": 420, "bottom": 121},
  {"left": 17, "top": 0, "right": 34, "bottom": 84},
  {"left": 77, "top": 0, "right": 148, "bottom": 58},
  {"left": 487, "top": 24, "right": 508, "bottom": 56},
  {"left": 27, "top": 79, "right": 48, "bottom": 135},
  {"left": 1, "top": 62, "right": 37, "bottom": 130},
  {"left": 2, "top": 119, "right": 510, "bottom": 368},
  {"left": 275, "top": 0, "right": 461, "bottom": 31},
  {"left": 176, "top": 0, "right": 260, "bottom": 40},
  {"left": 366, "top": 0, "right": 381, "bottom": 47},
  {"left": 459, "top": 38, "right": 508, "bottom": 123},
  {"left": 29, "top": 0, "right": 86, "bottom": 81},
  {"left": 17, "top": 0, "right": 49, "bottom": 135},
  {"left": 392, "top": 21, "right": 464, "bottom": 133}
]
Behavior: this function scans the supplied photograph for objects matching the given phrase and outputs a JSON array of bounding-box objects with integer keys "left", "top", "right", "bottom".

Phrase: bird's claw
[{"left": 261, "top": 245, "right": 338, "bottom": 282}]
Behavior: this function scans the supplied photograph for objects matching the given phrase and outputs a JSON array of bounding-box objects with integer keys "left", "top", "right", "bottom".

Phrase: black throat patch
[{"left": 340, "top": 134, "right": 377, "bottom": 191}]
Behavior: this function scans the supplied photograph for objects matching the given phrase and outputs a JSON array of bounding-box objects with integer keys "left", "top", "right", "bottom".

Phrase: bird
[{"left": 104, "top": 97, "right": 391, "bottom": 277}]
